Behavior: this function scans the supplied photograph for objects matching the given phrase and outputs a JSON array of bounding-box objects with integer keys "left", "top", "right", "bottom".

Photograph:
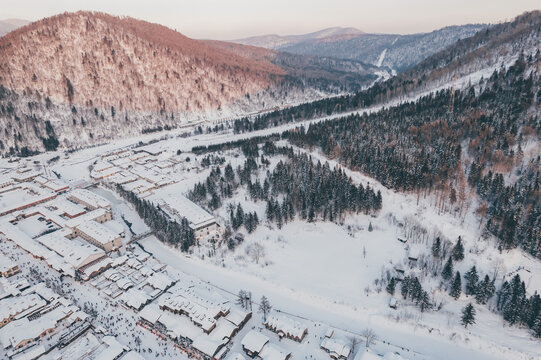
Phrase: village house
[
  {"left": 68, "top": 188, "right": 111, "bottom": 211},
  {"left": 264, "top": 315, "right": 308, "bottom": 342},
  {"left": 72, "top": 220, "right": 123, "bottom": 252},
  {"left": 161, "top": 195, "right": 221, "bottom": 242},
  {"left": 241, "top": 330, "right": 269, "bottom": 358},
  {"left": 320, "top": 330, "right": 351, "bottom": 360}
]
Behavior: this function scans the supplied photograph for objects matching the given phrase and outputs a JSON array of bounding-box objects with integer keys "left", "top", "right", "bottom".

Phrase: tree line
[
  {"left": 116, "top": 184, "right": 195, "bottom": 251},
  {"left": 189, "top": 143, "right": 382, "bottom": 236}
]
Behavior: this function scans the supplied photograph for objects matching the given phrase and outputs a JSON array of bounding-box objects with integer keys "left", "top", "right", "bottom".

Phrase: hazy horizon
[{"left": 0, "top": 0, "right": 539, "bottom": 40}]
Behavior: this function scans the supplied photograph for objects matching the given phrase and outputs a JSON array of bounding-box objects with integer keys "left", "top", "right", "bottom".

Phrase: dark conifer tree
[
  {"left": 464, "top": 266, "right": 479, "bottom": 296},
  {"left": 461, "top": 303, "right": 476, "bottom": 328},
  {"left": 386, "top": 278, "right": 396, "bottom": 295},
  {"left": 432, "top": 237, "right": 441, "bottom": 258},
  {"left": 442, "top": 256, "right": 454, "bottom": 281},
  {"left": 450, "top": 271, "right": 462, "bottom": 299},
  {"left": 452, "top": 237, "right": 465, "bottom": 261}
]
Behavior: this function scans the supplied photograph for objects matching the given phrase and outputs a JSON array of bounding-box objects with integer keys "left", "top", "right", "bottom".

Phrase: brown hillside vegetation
[{"left": 0, "top": 11, "right": 286, "bottom": 112}]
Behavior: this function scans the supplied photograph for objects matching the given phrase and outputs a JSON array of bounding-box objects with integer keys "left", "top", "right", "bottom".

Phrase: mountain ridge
[{"left": 234, "top": 23, "right": 487, "bottom": 72}]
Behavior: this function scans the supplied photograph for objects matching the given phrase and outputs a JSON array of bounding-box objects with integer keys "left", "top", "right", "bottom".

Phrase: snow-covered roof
[
  {"left": 139, "top": 304, "right": 162, "bottom": 324},
  {"left": 107, "top": 172, "right": 138, "bottom": 185},
  {"left": 0, "top": 183, "right": 56, "bottom": 215},
  {"left": 407, "top": 244, "right": 424, "bottom": 260},
  {"left": 225, "top": 307, "right": 251, "bottom": 327},
  {"left": 0, "top": 253, "right": 17, "bottom": 273},
  {"left": 0, "top": 304, "right": 72, "bottom": 349},
  {"left": 82, "top": 257, "right": 112, "bottom": 278},
  {"left": 120, "top": 288, "right": 150, "bottom": 310},
  {"left": 25, "top": 283, "right": 59, "bottom": 302},
  {"left": 42, "top": 179, "right": 69, "bottom": 192},
  {"left": 65, "top": 208, "right": 109, "bottom": 228},
  {"left": 91, "top": 166, "right": 122, "bottom": 180},
  {"left": 116, "top": 277, "right": 134, "bottom": 290},
  {"left": 0, "top": 293, "right": 46, "bottom": 322},
  {"left": 126, "top": 258, "right": 143, "bottom": 269},
  {"left": 321, "top": 337, "right": 351, "bottom": 358},
  {"left": 76, "top": 220, "right": 120, "bottom": 245},
  {"left": 264, "top": 314, "right": 307, "bottom": 339},
  {"left": 69, "top": 188, "right": 111, "bottom": 210},
  {"left": 192, "top": 336, "right": 223, "bottom": 357},
  {"left": 93, "top": 336, "right": 125, "bottom": 360},
  {"left": 12, "top": 344, "right": 46, "bottom": 360},
  {"left": 161, "top": 195, "right": 215, "bottom": 229},
  {"left": 209, "top": 318, "right": 238, "bottom": 342},
  {"left": 16, "top": 214, "right": 57, "bottom": 239},
  {"left": 103, "top": 220, "right": 125, "bottom": 236},
  {"left": 159, "top": 312, "right": 203, "bottom": 341},
  {"left": 51, "top": 198, "right": 86, "bottom": 217},
  {"left": 11, "top": 169, "right": 40, "bottom": 182},
  {"left": 0, "top": 220, "right": 55, "bottom": 259},
  {"left": 241, "top": 330, "right": 269, "bottom": 353},
  {"left": 37, "top": 231, "right": 105, "bottom": 269},
  {"left": 146, "top": 272, "right": 174, "bottom": 291},
  {"left": 259, "top": 343, "right": 291, "bottom": 360},
  {"left": 111, "top": 255, "right": 129, "bottom": 267},
  {"left": 158, "top": 286, "right": 229, "bottom": 332}
]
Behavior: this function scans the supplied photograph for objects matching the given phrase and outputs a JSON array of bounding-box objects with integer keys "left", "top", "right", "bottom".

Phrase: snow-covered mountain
[
  {"left": 233, "top": 26, "right": 364, "bottom": 48},
  {"left": 0, "top": 12, "right": 380, "bottom": 155},
  {"left": 234, "top": 24, "right": 487, "bottom": 72}
]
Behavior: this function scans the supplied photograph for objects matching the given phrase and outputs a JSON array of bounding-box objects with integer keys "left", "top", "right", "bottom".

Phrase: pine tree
[
  {"left": 450, "top": 271, "right": 462, "bottom": 299},
  {"left": 533, "top": 314, "right": 541, "bottom": 338},
  {"left": 266, "top": 199, "right": 274, "bottom": 222},
  {"left": 401, "top": 276, "right": 411, "bottom": 300},
  {"left": 441, "top": 256, "right": 454, "bottom": 281},
  {"left": 419, "top": 290, "right": 431, "bottom": 312},
  {"left": 452, "top": 237, "right": 465, "bottom": 261},
  {"left": 432, "top": 237, "right": 441, "bottom": 258},
  {"left": 259, "top": 295, "right": 272, "bottom": 321},
  {"left": 464, "top": 266, "right": 479, "bottom": 296},
  {"left": 368, "top": 222, "right": 373, "bottom": 232},
  {"left": 386, "top": 278, "right": 396, "bottom": 295},
  {"left": 461, "top": 303, "right": 476, "bottom": 328}
]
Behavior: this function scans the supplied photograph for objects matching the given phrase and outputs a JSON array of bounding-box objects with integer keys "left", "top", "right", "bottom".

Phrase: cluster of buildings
[
  {"left": 47, "top": 328, "right": 145, "bottom": 360},
  {"left": 0, "top": 167, "right": 126, "bottom": 281},
  {"left": 89, "top": 247, "right": 174, "bottom": 310},
  {"left": 138, "top": 282, "right": 251, "bottom": 360},
  {"left": 93, "top": 147, "right": 223, "bottom": 243},
  {"left": 0, "top": 276, "right": 90, "bottom": 359},
  {"left": 90, "top": 148, "right": 185, "bottom": 196}
]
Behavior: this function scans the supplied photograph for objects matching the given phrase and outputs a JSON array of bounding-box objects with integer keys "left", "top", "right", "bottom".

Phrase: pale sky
[{"left": 1, "top": 0, "right": 539, "bottom": 40}]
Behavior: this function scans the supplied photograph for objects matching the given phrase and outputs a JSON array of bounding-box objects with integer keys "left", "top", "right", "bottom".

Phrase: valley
[{"left": 0, "top": 6, "right": 539, "bottom": 360}]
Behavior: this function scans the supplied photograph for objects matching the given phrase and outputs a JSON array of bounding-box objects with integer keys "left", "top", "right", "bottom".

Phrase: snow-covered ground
[{"left": 1, "top": 60, "right": 540, "bottom": 359}]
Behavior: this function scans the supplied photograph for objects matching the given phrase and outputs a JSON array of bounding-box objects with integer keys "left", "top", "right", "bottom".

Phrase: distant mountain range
[
  {"left": 0, "top": 18, "right": 29, "bottom": 37},
  {"left": 233, "top": 24, "right": 487, "bottom": 72},
  {"left": 234, "top": 27, "right": 364, "bottom": 49}
]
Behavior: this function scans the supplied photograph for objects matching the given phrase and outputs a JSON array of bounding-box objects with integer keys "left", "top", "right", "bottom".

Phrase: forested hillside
[
  {"left": 283, "top": 53, "right": 540, "bottom": 259},
  {"left": 233, "top": 11, "right": 541, "bottom": 134}
]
